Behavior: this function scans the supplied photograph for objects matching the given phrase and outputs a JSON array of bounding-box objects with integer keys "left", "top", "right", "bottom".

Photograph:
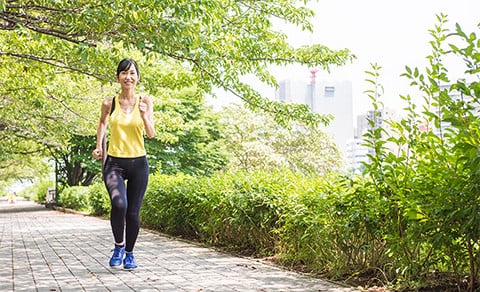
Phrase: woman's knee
[
  {"left": 126, "top": 211, "right": 140, "bottom": 223},
  {"left": 111, "top": 197, "right": 127, "bottom": 212}
]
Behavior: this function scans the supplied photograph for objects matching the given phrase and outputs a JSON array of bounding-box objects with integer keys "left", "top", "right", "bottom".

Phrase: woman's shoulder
[
  {"left": 101, "top": 96, "right": 115, "bottom": 107},
  {"left": 100, "top": 96, "right": 116, "bottom": 116}
]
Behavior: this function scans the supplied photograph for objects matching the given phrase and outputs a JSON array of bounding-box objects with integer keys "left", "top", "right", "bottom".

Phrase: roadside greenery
[
  {"left": 359, "top": 15, "right": 480, "bottom": 290},
  {"left": 49, "top": 15, "right": 480, "bottom": 291}
]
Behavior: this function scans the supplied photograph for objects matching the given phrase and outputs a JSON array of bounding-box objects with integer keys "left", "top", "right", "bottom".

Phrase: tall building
[
  {"left": 345, "top": 137, "right": 369, "bottom": 173},
  {"left": 275, "top": 79, "right": 307, "bottom": 103},
  {"left": 275, "top": 71, "right": 354, "bottom": 157},
  {"left": 313, "top": 79, "right": 353, "bottom": 156},
  {"left": 347, "top": 108, "right": 400, "bottom": 172}
]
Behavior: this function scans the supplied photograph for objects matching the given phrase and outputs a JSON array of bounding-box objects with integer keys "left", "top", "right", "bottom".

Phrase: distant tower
[
  {"left": 306, "top": 69, "right": 318, "bottom": 111},
  {"left": 274, "top": 72, "right": 353, "bottom": 157},
  {"left": 310, "top": 68, "right": 319, "bottom": 84}
]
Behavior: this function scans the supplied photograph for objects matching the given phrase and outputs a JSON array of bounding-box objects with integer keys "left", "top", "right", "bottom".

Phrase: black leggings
[{"left": 103, "top": 155, "right": 149, "bottom": 252}]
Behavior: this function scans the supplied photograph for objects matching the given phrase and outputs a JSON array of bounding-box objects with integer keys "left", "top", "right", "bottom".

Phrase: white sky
[{"left": 266, "top": 0, "right": 480, "bottom": 117}]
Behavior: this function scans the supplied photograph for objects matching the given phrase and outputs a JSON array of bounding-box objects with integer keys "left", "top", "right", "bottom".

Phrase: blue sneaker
[
  {"left": 123, "top": 252, "right": 138, "bottom": 270},
  {"left": 109, "top": 245, "right": 125, "bottom": 268}
]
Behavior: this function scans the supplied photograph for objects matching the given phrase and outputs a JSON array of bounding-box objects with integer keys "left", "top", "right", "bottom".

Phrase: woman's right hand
[{"left": 92, "top": 148, "right": 102, "bottom": 160}]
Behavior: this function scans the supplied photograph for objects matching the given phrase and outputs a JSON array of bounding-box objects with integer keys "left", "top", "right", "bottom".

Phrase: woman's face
[{"left": 117, "top": 64, "right": 139, "bottom": 90}]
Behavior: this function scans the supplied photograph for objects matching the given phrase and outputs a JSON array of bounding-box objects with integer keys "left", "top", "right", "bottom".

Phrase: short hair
[{"left": 116, "top": 58, "right": 140, "bottom": 78}]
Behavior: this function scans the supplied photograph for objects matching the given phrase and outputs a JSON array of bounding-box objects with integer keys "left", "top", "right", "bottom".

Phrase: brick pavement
[{"left": 0, "top": 198, "right": 359, "bottom": 292}]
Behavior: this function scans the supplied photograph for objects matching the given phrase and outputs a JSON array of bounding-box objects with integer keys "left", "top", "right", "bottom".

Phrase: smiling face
[
  {"left": 117, "top": 64, "right": 139, "bottom": 90},
  {"left": 116, "top": 58, "right": 140, "bottom": 91}
]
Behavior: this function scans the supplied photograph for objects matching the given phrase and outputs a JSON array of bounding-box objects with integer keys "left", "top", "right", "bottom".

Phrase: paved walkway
[{"left": 0, "top": 198, "right": 359, "bottom": 292}]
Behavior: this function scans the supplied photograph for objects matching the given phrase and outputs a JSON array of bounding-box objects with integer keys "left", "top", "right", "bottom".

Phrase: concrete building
[
  {"left": 275, "top": 79, "right": 308, "bottom": 103},
  {"left": 345, "top": 137, "right": 369, "bottom": 173},
  {"left": 346, "top": 108, "right": 399, "bottom": 173},
  {"left": 275, "top": 71, "right": 354, "bottom": 157}
]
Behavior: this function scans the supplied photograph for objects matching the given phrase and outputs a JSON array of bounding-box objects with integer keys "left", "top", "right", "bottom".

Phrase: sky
[{"left": 260, "top": 0, "right": 480, "bottom": 117}]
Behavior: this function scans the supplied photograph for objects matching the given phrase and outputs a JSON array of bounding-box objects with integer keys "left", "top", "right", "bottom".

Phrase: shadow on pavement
[{"left": 0, "top": 197, "right": 47, "bottom": 213}]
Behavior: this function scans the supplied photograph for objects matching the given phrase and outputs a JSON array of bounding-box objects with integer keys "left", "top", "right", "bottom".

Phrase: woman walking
[{"left": 92, "top": 58, "right": 155, "bottom": 270}]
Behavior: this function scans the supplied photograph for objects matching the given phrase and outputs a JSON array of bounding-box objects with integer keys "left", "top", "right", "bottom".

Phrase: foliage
[
  {"left": 146, "top": 86, "right": 228, "bottom": 176},
  {"left": 86, "top": 182, "right": 110, "bottom": 217},
  {"left": 195, "top": 169, "right": 299, "bottom": 255},
  {"left": 139, "top": 169, "right": 389, "bottom": 285},
  {"left": 0, "top": 44, "right": 117, "bottom": 182},
  {"left": 50, "top": 134, "right": 99, "bottom": 187},
  {"left": 359, "top": 15, "right": 480, "bottom": 291},
  {"left": 140, "top": 172, "right": 199, "bottom": 237},
  {"left": 142, "top": 169, "right": 305, "bottom": 255},
  {"left": 0, "top": 136, "right": 51, "bottom": 182},
  {"left": 26, "top": 179, "right": 55, "bottom": 202},
  {"left": 0, "top": 0, "right": 354, "bottom": 183},
  {"left": 219, "top": 104, "right": 343, "bottom": 175},
  {"left": 57, "top": 186, "right": 90, "bottom": 211}
]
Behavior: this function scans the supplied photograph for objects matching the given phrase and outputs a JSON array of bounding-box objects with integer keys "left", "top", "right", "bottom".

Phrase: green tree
[
  {"left": 220, "top": 104, "right": 343, "bottom": 175},
  {"left": 0, "top": 54, "right": 114, "bottom": 182},
  {"left": 49, "top": 134, "right": 99, "bottom": 187},
  {"left": 147, "top": 86, "right": 228, "bottom": 176},
  {"left": 0, "top": 0, "right": 353, "bottom": 126},
  {"left": 1, "top": 0, "right": 353, "bottom": 182}
]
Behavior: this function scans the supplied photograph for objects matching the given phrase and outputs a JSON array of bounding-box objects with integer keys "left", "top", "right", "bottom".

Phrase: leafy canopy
[
  {"left": 1, "top": 0, "right": 354, "bottom": 123},
  {"left": 0, "top": 0, "right": 354, "bottom": 181}
]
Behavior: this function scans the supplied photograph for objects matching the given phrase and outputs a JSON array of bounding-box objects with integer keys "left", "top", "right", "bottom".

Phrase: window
[{"left": 324, "top": 86, "right": 335, "bottom": 97}]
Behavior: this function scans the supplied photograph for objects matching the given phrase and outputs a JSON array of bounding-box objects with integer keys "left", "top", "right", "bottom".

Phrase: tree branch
[{"left": 0, "top": 51, "right": 109, "bottom": 81}]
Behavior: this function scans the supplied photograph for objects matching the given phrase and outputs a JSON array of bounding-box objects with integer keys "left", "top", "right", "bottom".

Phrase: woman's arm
[
  {"left": 139, "top": 96, "right": 155, "bottom": 138},
  {"left": 92, "top": 97, "right": 113, "bottom": 160}
]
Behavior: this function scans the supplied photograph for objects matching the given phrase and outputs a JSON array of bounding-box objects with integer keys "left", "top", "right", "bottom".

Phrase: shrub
[
  {"left": 58, "top": 186, "right": 89, "bottom": 211},
  {"left": 197, "top": 169, "right": 298, "bottom": 255},
  {"left": 143, "top": 169, "right": 316, "bottom": 257},
  {"left": 141, "top": 173, "right": 200, "bottom": 237},
  {"left": 30, "top": 179, "right": 55, "bottom": 203},
  {"left": 87, "top": 183, "right": 110, "bottom": 216}
]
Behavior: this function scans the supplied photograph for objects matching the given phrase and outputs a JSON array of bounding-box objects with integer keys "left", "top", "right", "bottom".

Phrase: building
[
  {"left": 345, "top": 137, "right": 369, "bottom": 173},
  {"left": 346, "top": 108, "right": 399, "bottom": 172},
  {"left": 275, "top": 79, "right": 308, "bottom": 103},
  {"left": 275, "top": 71, "right": 354, "bottom": 157}
]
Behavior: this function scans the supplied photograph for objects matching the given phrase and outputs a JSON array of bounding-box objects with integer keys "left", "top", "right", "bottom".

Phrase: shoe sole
[{"left": 110, "top": 264, "right": 123, "bottom": 269}]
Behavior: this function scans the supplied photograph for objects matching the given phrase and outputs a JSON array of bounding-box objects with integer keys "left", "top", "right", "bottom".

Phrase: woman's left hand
[
  {"left": 138, "top": 96, "right": 155, "bottom": 138},
  {"left": 138, "top": 96, "right": 147, "bottom": 115}
]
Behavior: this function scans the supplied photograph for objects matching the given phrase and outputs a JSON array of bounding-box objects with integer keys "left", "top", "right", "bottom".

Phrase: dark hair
[{"left": 116, "top": 58, "right": 140, "bottom": 78}]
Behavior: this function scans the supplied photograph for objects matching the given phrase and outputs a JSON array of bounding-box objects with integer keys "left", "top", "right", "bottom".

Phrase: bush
[
  {"left": 58, "top": 186, "right": 89, "bottom": 211},
  {"left": 28, "top": 179, "right": 55, "bottom": 202},
  {"left": 140, "top": 169, "right": 391, "bottom": 282},
  {"left": 143, "top": 169, "right": 318, "bottom": 256},
  {"left": 87, "top": 182, "right": 110, "bottom": 216},
  {"left": 141, "top": 173, "right": 199, "bottom": 237},
  {"left": 196, "top": 169, "right": 298, "bottom": 255}
]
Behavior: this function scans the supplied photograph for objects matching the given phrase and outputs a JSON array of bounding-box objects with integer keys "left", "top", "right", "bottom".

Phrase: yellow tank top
[{"left": 107, "top": 96, "right": 146, "bottom": 158}]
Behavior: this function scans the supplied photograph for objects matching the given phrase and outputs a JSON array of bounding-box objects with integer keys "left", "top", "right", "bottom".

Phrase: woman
[{"left": 92, "top": 58, "right": 155, "bottom": 270}]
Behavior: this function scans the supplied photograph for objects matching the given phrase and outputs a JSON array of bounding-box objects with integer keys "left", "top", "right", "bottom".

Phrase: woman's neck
[{"left": 119, "top": 89, "right": 135, "bottom": 100}]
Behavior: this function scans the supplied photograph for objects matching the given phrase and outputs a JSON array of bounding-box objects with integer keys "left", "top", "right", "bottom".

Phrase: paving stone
[{"left": 0, "top": 198, "right": 359, "bottom": 292}]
